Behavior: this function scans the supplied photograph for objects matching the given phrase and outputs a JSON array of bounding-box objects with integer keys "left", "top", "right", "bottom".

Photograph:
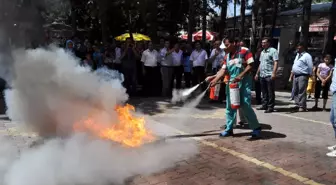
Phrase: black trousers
[
  {"left": 144, "top": 66, "right": 161, "bottom": 96},
  {"left": 192, "top": 66, "right": 205, "bottom": 86},
  {"left": 184, "top": 72, "right": 192, "bottom": 88},
  {"left": 171, "top": 66, "right": 183, "bottom": 89},
  {"left": 113, "top": 63, "right": 122, "bottom": 73},
  {"left": 315, "top": 80, "right": 331, "bottom": 99},
  {"left": 255, "top": 80, "right": 262, "bottom": 103},
  {"left": 136, "top": 60, "right": 144, "bottom": 85},
  {"left": 121, "top": 67, "right": 137, "bottom": 95},
  {"left": 260, "top": 76, "right": 275, "bottom": 109}
]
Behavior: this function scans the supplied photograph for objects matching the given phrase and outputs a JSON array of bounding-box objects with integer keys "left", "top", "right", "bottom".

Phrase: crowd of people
[
  {"left": 63, "top": 37, "right": 215, "bottom": 97},
  {"left": 61, "top": 36, "right": 336, "bottom": 157}
]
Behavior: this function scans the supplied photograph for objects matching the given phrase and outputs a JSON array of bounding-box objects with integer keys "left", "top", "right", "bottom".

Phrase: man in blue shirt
[
  {"left": 289, "top": 42, "right": 313, "bottom": 112},
  {"left": 327, "top": 66, "right": 336, "bottom": 157}
]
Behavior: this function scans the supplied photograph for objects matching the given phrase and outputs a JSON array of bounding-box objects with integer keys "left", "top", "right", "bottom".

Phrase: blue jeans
[{"left": 330, "top": 93, "right": 336, "bottom": 138}]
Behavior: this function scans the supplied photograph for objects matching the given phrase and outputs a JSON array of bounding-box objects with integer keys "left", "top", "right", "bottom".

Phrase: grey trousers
[
  {"left": 161, "top": 66, "right": 174, "bottom": 97},
  {"left": 293, "top": 75, "right": 309, "bottom": 108}
]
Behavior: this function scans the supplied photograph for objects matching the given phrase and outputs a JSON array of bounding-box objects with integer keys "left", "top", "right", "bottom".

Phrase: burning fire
[{"left": 74, "top": 104, "right": 155, "bottom": 147}]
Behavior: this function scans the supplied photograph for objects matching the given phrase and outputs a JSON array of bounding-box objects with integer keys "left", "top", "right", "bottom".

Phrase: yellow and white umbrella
[{"left": 115, "top": 33, "right": 151, "bottom": 41}]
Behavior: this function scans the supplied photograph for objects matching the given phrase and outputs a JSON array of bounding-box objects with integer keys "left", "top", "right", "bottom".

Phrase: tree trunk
[
  {"left": 219, "top": 0, "right": 228, "bottom": 40},
  {"left": 233, "top": 0, "right": 237, "bottom": 38},
  {"left": 251, "top": 0, "right": 259, "bottom": 53},
  {"left": 97, "top": 0, "right": 109, "bottom": 44},
  {"left": 257, "top": 0, "right": 266, "bottom": 49},
  {"left": 202, "top": 0, "right": 207, "bottom": 45},
  {"left": 239, "top": 0, "right": 246, "bottom": 40},
  {"left": 323, "top": 0, "right": 336, "bottom": 54},
  {"left": 188, "top": 0, "right": 195, "bottom": 44},
  {"left": 270, "top": 0, "right": 278, "bottom": 40},
  {"left": 148, "top": 0, "right": 158, "bottom": 43},
  {"left": 70, "top": 0, "right": 77, "bottom": 36},
  {"left": 300, "top": 0, "right": 312, "bottom": 48}
]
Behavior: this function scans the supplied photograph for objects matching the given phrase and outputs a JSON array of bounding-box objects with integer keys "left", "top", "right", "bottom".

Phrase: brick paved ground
[
  {"left": 128, "top": 92, "right": 336, "bottom": 185},
  {"left": 2, "top": 92, "right": 336, "bottom": 185},
  {"left": 128, "top": 145, "right": 303, "bottom": 185}
]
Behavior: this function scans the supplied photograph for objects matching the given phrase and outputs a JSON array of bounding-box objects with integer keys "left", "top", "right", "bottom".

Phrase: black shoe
[
  {"left": 264, "top": 108, "right": 274, "bottom": 113},
  {"left": 257, "top": 106, "right": 267, "bottom": 110}
]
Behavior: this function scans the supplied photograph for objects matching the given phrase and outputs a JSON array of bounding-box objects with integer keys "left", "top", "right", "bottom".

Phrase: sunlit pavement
[
  {"left": 1, "top": 91, "right": 336, "bottom": 185},
  {"left": 127, "top": 92, "right": 336, "bottom": 185}
]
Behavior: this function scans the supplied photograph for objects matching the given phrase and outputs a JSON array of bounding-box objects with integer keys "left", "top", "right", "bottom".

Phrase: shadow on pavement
[
  {"left": 236, "top": 123, "right": 272, "bottom": 130},
  {"left": 274, "top": 107, "right": 298, "bottom": 113},
  {"left": 129, "top": 91, "right": 294, "bottom": 115},
  {"left": 164, "top": 132, "right": 221, "bottom": 139},
  {"left": 233, "top": 131, "right": 287, "bottom": 140},
  {"left": 274, "top": 99, "right": 292, "bottom": 106},
  {"left": 308, "top": 108, "right": 331, "bottom": 112},
  {"left": 128, "top": 97, "right": 169, "bottom": 116}
]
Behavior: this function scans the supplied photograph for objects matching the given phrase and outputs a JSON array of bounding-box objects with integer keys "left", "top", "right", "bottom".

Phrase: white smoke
[{"left": 0, "top": 47, "right": 198, "bottom": 185}]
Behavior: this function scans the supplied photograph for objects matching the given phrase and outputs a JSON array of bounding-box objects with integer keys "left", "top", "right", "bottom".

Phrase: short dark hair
[
  {"left": 324, "top": 54, "right": 332, "bottom": 59},
  {"left": 262, "top": 37, "right": 271, "bottom": 43},
  {"left": 194, "top": 41, "right": 202, "bottom": 47},
  {"left": 224, "top": 37, "right": 235, "bottom": 44},
  {"left": 194, "top": 40, "right": 201, "bottom": 44},
  {"left": 297, "top": 42, "right": 305, "bottom": 47}
]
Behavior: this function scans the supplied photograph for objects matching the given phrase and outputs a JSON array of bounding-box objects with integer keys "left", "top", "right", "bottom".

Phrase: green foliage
[{"left": 43, "top": 0, "right": 217, "bottom": 39}]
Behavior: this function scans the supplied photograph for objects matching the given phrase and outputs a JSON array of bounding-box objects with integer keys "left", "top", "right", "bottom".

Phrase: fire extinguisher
[
  {"left": 229, "top": 82, "right": 240, "bottom": 109},
  {"left": 209, "top": 83, "right": 221, "bottom": 100}
]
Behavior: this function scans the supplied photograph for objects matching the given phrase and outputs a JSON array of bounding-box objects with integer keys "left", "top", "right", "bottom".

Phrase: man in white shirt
[
  {"left": 190, "top": 41, "right": 208, "bottom": 86},
  {"left": 160, "top": 40, "right": 174, "bottom": 97},
  {"left": 208, "top": 40, "right": 226, "bottom": 103},
  {"left": 111, "top": 42, "right": 122, "bottom": 72},
  {"left": 209, "top": 40, "right": 225, "bottom": 74},
  {"left": 141, "top": 41, "right": 161, "bottom": 96},
  {"left": 171, "top": 43, "right": 183, "bottom": 89}
]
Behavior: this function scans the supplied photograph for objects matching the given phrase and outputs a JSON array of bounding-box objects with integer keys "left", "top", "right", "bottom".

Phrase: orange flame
[{"left": 74, "top": 104, "right": 155, "bottom": 147}]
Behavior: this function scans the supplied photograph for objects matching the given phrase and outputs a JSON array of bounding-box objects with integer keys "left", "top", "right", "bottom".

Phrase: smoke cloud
[{"left": 0, "top": 47, "right": 198, "bottom": 185}]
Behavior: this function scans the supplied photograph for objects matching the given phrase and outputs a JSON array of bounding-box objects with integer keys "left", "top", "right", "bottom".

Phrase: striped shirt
[
  {"left": 221, "top": 47, "right": 254, "bottom": 80},
  {"left": 222, "top": 47, "right": 254, "bottom": 70}
]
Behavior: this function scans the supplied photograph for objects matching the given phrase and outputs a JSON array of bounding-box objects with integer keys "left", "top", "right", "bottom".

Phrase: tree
[
  {"left": 300, "top": 0, "right": 312, "bottom": 48},
  {"left": 324, "top": 0, "right": 336, "bottom": 54},
  {"left": 202, "top": 0, "right": 207, "bottom": 44},
  {"left": 250, "top": 0, "right": 259, "bottom": 53},
  {"left": 239, "top": 0, "right": 246, "bottom": 40},
  {"left": 188, "top": 0, "right": 195, "bottom": 44},
  {"left": 210, "top": 0, "right": 228, "bottom": 39},
  {"left": 257, "top": 0, "right": 267, "bottom": 49},
  {"left": 233, "top": 0, "right": 237, "bottom": 37},
  {"left": 270, "top": 0, "right": 279, "bottom": 40}
]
